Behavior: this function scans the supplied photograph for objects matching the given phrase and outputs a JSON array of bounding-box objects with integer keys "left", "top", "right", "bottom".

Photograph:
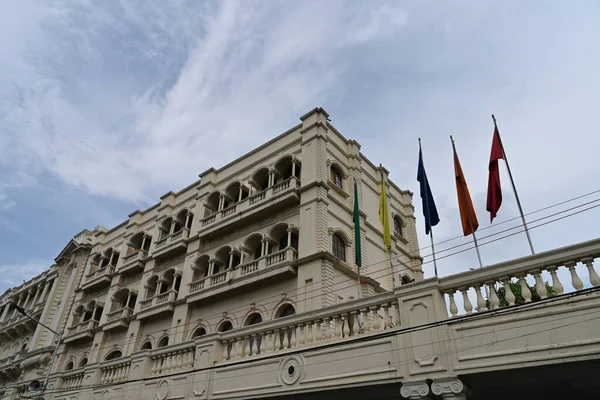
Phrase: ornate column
[
  {"left": 291, "top": 157, "right": 297, "bottom": 178},
  {"left": 431, "top": 378, "right": 467, "bottom": 399},
  {"left": 400, "top": 381, "right": 430, "bottom": 399},
  {"left": 239, "top": 246, "right": 246, "bottom": 265}
]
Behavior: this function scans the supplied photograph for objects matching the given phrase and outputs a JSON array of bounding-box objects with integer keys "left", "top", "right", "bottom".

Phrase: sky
[{"left": 1, "top": 0, "right": 599, "bottom": 292}]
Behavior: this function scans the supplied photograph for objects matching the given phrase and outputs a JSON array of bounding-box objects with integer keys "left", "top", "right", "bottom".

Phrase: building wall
[{"left": 0, "top": 107, "right": 420, "bottom": 398}]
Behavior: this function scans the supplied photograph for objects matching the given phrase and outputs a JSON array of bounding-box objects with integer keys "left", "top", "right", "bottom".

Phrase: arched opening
[
  {"left": 217, "top": 320, "right": 233, "bottom": 332},
  {"left": 401, "top": 275, "right": 413, "bottom": 285},
  {"left": 112, "top": 288, "right": 137, "bottom": 312},
  {"left": 157, "top": 336, "right": 169, "bottom": 348},
  {"left": 20, "top": 342, "right": 28, "bottom": 352},
  {"left": 79, "top": 357, "right": 88, "bottom": 368},
  {"left": 225, "top": 181, "right": 249, "bottom": 206},
  {"left": 173, "top": 210, "right": 187, "bottom": 234},
  {"left": 243, "top": 234, "right": 263, "bottom": 261},
  {"left": 330, "top": 165, "right": 343, "bottom": 189},
  {"left": 192, "top": 255, "right": 210, "bottom": 282},
  {"left": 64, "top": 361, "right": 74, "bottom": 371},
  {"left": 140, "top": 341, "right": 152, "bottom": 350},
  {"left": 204, "top": 192, "right": 221, "bottom": 216},
  {"left": 158, "top": 217, "right": 173, "bottom": 240},
  {"left": 394, "top": 216, "right": 404, "bottom": 236},
  {"left": 105, "top": 350, "right": 122, "bottom": 361},
  {"left": 244, "top": 312, "right": 264, "bottom": 355},
  {"left": 128, "top": 232, "right": 152, "bottom": 255},
  {"left": 275, "top": 304, "right": 296, "bottom": 319},
  {"left": 332, "top": 233, "right": 346, "bottom": 262},
  {"left": 191, "top": 327, "right": 207, "bottom": 339},
  {"left": 90, "top": 254, "right": 102, "bottom": 273},
  {"left": 273, "top": 156, "right": 301, "bottom": 184},
  {"left": 160, "top": 269, "right": 179, "bottom": 294},
  {"left": 213, "top": 246, "right": 233, "bottom": 274},
  {"left": 250, "top": 168, "right": 270, "bottom": 193},
  {"left": 145, "top": 276, "right": 159, "bottom": 299},
  {"left": 244, "top": 312, "right": 263, "bottom": 326}
]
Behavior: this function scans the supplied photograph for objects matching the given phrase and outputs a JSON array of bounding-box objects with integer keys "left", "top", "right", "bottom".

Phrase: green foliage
[{"left": 484, "top": 280, "right": 556, "bottom": 309}]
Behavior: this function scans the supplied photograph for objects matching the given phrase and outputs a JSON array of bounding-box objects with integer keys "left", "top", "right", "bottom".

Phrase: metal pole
[
  {"left": 492, "top": 115, "right": 535, "bottom": 255},
  {"left": 11, "top": 303, "right": 62, "bottom": 392},
  {"left": 429, "top": 231, "right": 438, "bottom": 277}
]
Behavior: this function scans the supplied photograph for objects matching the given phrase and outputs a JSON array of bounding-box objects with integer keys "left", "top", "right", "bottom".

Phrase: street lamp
[{"left": 10, "top": 302, "right": 63, "bottom": 397}]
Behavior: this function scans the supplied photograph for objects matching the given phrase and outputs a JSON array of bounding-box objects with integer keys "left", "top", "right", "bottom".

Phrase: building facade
[{"left": 0, "top": 107, "right": 424, "bottom": 399}]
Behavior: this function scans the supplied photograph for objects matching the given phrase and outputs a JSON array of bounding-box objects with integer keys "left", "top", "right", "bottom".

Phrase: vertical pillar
[
  {"left": 208, "top": 260, "right": 215, "bottom": 276},
  {"left": 286, "top": 229, "right": 292, "bottom": 249},
  {"left": 40, "top": 279, "right": 51, "bottom": 302},
  {"left": 0, "top": 303, "right": 11, "bottom": 322},
  {"left": 169, "top": 220, "right": 176, "bottom": 235},
  {"left": 141, "top": 236, "right": 147, "bottom": 253},
  {"left": 239, "top": 247, "right": 245, "bottom": 265},
  {"left": 228, "top": 251, "right": 234, "bottom": 269},
  {"left": 238, "top": 187, "right": 243, "bottom": 202},
  {"left": 291, "top": 159, "right": 296, "bottom": 178},
  {"left": 12, "top": 295, "right": 22, "bottom": 318},
  {"left": 218, "top": 195, "right": 224, "bottom": 211},
  {"left": 23, "top": 290, "right": 32, "bottom": 311}
]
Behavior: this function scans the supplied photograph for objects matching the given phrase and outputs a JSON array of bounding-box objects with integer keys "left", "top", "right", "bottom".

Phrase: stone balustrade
[
  {"left": 140, "top": 290, "right": 178, "bottom": 310},
  {"left": 188, "top": 248, "right": 298, "bottom": 295},
  {"left": 122, "top": 249, "right": 148, "bottom": 264},
  {"left": 217, "top": 292, "right": 400, "bottom": 362},
  {"left": 150, "top": 343, "right": 195, "bottom": 376},
  {"left": 85, "top": 265, "right": 114, "bottom": 282},
  {"left": 61, "top": 369, "right": 84, "bottom": 391},
  {"left": 69, "top": 319, "right": 99, "bottom": 334},
  {"left": 106, "top": 307, "right": 133, "bottom": 322},
  {"left": 100, "top": 359, "right": 131, "bottom": 384},
  {"left": 155, "top": 229, "right": 189, "bottom": 249},
  {"left": 200, "top": 177, "right": 300, "bottom": 228},
  {"left": 439, "top": 239, "right": 600, "bottom": 317}
]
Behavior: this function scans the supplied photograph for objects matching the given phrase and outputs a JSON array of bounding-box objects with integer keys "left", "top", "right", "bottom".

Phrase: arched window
[
  {"left": 191, "top": 327, "right": 207, "bottom": 339},
  {"left": 218, "top": 320, "right": 233, "bottom": 332},
  {"left": 20, "top": 342, "right": 28, "bottom": 352},
  {"left": 275, "top": 305, "right": 296, "bottom": 349},
  {"left": 245, "top": 313, "right": 263, "bottom": 326},
  {"left": 64, "top": 361, "right": 74, "bottom": 371},
  {"left": 245, "top": 313, "right": 263, "bottom": 354},
  {"left": 79, "top": 357, "right": 88, "bottom": 367},
  {"left": 157, "top": 337, "right": 169, "bottom": 348},
  {"left": 394, "top": 216, "right": 404, "bottom": 236},
  {"left": 332, "top": 233, "right": 346, "bottom": 262},
  {"left": 401, "top": 275, "right": 413, "bottom": 285},
  {"left": 330, "top": 166, "right": 343, "bottom": 189},
  {"left": 140, "top": 341, "right": 152, "bottom": 350},
  {"left": 275, "top": 304, "right": 296, "bottom": 319},
  {"left": 105, "top": 350, "right": 123, "bottom": 361}
]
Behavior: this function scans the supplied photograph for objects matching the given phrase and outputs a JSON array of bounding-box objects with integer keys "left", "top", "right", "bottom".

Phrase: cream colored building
[
  {"left": 0, "top": 107, "right": 423, "bottom": 399},
  {"left": 3, "top": 108, "right": 600, "bottom": 400}
]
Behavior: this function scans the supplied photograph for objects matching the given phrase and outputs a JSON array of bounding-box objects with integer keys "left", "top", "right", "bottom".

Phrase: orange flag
[{"left": 451, "top": 137, "right": 479, "bottom": 236}]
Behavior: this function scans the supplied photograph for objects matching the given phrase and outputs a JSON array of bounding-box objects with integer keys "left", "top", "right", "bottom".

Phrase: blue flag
[{"left": 417, "top": 144, "right": 440, "bottom": 235}]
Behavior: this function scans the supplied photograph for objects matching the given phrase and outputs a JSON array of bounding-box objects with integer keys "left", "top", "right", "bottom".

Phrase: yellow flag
[{"left": 379, "top": 169, "right": 392, "bottom": 253}]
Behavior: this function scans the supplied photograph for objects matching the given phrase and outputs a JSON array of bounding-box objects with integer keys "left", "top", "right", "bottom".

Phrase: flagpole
[
  {"left": 491, "top": 115, "right": 535, "bottom": 255},
  {"left": 419, "top": 138, "right": 439, "bottom": 277},
  {"left": 450, "top": 135, "right": 490, "bottom": 300}
]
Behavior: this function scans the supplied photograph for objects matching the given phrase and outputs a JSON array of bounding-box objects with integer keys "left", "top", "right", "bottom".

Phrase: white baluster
[
  {"left": 518, "top": 274, "right": 532, "bottom": 303},
  {"left": 222, "top": 342, "right": 228, "bottom": 360},
  {"left": 566, "top": 262, "right": 584, "bottom": 290},
  {"left": 487, "top": 281, "right": 500, "bottom": 309},
  {"left": 290, "top": 326, "right": 297, "bottom": 347},
  {"left": 547, "top": 266, "right": 564, "bottom": 295},
  {"left": 447, "top": 291, "right": 458, "bottom": 316},
  {"left": 383, "top": 305, "right": 391, "bottom": 329},
  {"left": 361, "top": 309, "right": 370, "bottom": 333},
  {"left": 474, "top": 284, "right": 486, "bottom": 311},
  {"left": 502, "top": 277, "right": 516, "bottom": 306},
  {"left": 531, "top": 270, "right": 547, "bottom": 299},
  {"left": 343, "top": 314, "right": 351, "bottom": 337},
  {"left": 370, "top": 307, "right": 380, "bottom": 330},
  {"left": 583, "top": 258, "right": 600, "bottom": 287},
  {"left": 298, "top": 324, "right": 305, "bottom": 345},
  {"left": 315, "top": 321, "right": 322, "bottom": 342},
  {"left": 351, "top": 311, "right": 360, "bottom": 335},
  {"left": 305, "top": 322, "right": 313, "bottom": 343},
  {"left": 461, "top": 288, "right": 473, "bottom": 314},
  {"left": 270, "top": 331, "right": 277, "bottom": 352}
]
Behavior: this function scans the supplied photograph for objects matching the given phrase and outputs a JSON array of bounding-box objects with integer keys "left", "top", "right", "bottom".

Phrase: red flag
[{"left": 486, "top": 124, "right": 504, "bottom": 222}]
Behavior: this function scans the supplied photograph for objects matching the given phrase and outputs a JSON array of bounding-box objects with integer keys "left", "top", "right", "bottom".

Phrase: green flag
[{"left": 353, "top": 180, "right": 362, "bottom": 271}]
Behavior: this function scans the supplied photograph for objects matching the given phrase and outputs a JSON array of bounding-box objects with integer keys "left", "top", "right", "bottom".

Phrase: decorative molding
[
  {"left": 431, "top": 378, "right": 465, "bottom": 396},
  {"left": 400, "top": 381, "right": 430, "bottom": 399}
]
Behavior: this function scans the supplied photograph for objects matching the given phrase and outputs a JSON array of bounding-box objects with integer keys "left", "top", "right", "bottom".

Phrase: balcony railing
[
  {"left": 100, "top": 359, "right": 131, "bottom": 384},
  {"left": 106, "top": 307, "right": 134, "bottom": 322},
  {"left": 61, "top": 369, "right": 85, "bottom": 391},
  {"left": 188, "top": 248, "right": 297, "bottom": 295},
  {"left": 85, "top": 265, "right": 115, "bottom": 282},
  {"left": 70, "top": 319, "right": 99, "bottom": 334},
  {"left": 155, "top": 229, "right": 189, "bottom": 250},
  {"left": 150, "top": 343, "right": 195, "bottom": 376},
  {"left": 218, "top": 291, "right": 400, "bottom": 362},
  {"left": 200, "top": 177, "right": 300, "bottom": 230},
  {"left": 140, "top": 290, "right": 178, "bottom": 310},
  {"left": 439, "top": 239, "right": 600, "bottom": 317}
]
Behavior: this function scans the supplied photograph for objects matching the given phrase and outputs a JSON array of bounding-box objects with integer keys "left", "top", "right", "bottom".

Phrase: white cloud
[
  {"left": 0, "top": 259, "right": 51, "bottom": 292},
  {"left": 0, "top": 194, "right": 16, "bottom": 211}
]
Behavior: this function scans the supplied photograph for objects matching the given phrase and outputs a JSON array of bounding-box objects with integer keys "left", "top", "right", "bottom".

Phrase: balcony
[
  {"left": 137, "top": 290, "right": 178, "bottom": 320},
  {"left": 118, "top": 250, "right": 148, "bottom": 275},
  {"left": 152, "top": 229, "right": 189, "bottom": 260},
  {"left": 63, "top": 319, "right": 99, "bottom": 344},
  {"left": 187, "top": 247, "right": 298, "bottom": 303},
  {"left": 0, "top": 307, "right": 42, "bottom": 340},
  {"left": 80, "top": 265, "right": 114, "bottom": 291},
  {"left": 103, "top": 307, "right": 134, "bottom": 331},
  {"left": 149, "top": 342, "right": 195, "bottom": 376},
  {"left": 199, "top": 177, "right": 300, "bottom": 239},
  {"left": 61, "top": 368, "right": 85, "bottom": 391}
]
